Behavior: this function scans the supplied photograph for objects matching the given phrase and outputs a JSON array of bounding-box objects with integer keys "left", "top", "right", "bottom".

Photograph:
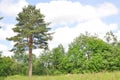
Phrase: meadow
[{"left": 1, "top": 71, "right": 120, "bottom": 80}]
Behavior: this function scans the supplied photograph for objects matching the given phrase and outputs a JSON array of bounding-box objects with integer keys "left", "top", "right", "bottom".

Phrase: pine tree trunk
[{"left": 28, "top": 36, "right": 33, "bottom": 78}]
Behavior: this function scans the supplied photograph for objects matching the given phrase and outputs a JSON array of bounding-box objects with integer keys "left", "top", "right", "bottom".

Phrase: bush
[
  {"left": 71, "top": 69, "right": 80, "bottom": 74},
  {"left": 0, "top": 57, "right": 13, "bottom": 76},
  {"left": 52, "top": 70, "right": 62, "bottom": 75}
]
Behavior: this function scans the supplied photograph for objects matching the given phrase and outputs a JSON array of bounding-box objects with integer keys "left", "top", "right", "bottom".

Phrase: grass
[{"left": 2, "top": 71, "right": 120, "bottom": 80}]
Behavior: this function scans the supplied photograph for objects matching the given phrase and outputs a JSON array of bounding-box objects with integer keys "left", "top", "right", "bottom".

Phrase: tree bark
[{"left": 28, "top": 35, "right": 33, "bottom": 78}]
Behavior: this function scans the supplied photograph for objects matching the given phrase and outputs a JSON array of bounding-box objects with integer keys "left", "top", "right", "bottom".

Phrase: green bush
[
  {"left": 0, "top": 57, "right": 13, "bottom": 76},
  {"left": 52, "top": 70, "right": 62, "bottom": 75}
]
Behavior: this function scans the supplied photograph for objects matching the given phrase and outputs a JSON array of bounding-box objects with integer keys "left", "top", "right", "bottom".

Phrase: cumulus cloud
[
  {"left": 0, "top": 22, "right": 15, "bottom": 56},
  {"left": 36, "top": 1, "right": 97, "bottom": 25},
  {"left": 96, "top": 2, "right": 119, "bottom": 17},
  {"left": 0, "top": 43, "right": 13, "bottom": 56},
  {"left": 0, "top": 23, "right": 15, "bottom": 40},
  {"left": 0, "top": 0, "right": 28, "bottom": 16},
  {"left": 0, "top": 44, "right": 8, "bottom": 51},
  {"left": 49, "top": 26, "right": 78, "bottom": 50},
  {"left": 36, "top": 1, "right": 119, "bottom": 26},
  {"left": 76, "top": 19, "right": 118, "bottom": 33}
]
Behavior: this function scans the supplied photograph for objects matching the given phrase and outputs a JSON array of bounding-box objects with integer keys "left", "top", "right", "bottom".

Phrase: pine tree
[{"left": 7, "top": 5, "right": 53, "bottom": 78}]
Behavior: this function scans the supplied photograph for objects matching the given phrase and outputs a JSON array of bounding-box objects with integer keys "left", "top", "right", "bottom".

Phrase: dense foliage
[{"left": 1, "top": 32, "right": 120, "bottom": 76}]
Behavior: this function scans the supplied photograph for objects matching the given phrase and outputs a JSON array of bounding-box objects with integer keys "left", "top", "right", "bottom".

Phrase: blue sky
[{"left": 0, "top": 0, "right": 120, "bottom": 56}]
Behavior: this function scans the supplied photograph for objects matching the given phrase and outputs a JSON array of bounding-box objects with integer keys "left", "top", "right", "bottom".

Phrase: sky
[{"left": 0, "top": 0, "right": 120, "bottom": 56}]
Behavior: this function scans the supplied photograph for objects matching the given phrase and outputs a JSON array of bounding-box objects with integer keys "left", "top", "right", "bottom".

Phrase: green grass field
[{"left": 2, "top": 71, "right": 120, "bottom": 80}]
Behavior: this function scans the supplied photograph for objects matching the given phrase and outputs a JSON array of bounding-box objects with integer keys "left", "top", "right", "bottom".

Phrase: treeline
[{"left": 1, "top": 32, "right": 120, "bottom": 76}]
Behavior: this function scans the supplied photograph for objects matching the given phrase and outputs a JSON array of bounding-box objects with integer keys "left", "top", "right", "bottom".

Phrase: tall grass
[{"left": 3, "top": 71, "right": 120, "bottom": 80}]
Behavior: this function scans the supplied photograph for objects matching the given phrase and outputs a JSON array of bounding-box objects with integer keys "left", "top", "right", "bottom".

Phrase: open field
[{"left": 1, "top": 71, "right": 120, "bottom": 80}]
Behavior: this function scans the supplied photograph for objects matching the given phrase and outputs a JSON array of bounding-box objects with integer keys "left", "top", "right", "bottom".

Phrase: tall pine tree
[{"left": 7, "top": 5, "right": 53, "bottom": 78}]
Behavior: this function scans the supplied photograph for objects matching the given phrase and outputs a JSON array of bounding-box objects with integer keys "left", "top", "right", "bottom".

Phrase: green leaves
[
  {"left": 67, "top": 33, "right": 120, "bottom": 73},
  {"left": 0, "top": 57, "right": 13, "bottom": 76}
]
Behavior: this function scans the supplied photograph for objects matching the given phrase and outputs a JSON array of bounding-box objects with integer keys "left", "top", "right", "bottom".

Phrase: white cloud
[
  {"left": 0, "top": 22, "right": 15, "bottom": 56},
  {"left": 0, "top": 23, "right": 15, "bottom": 40},
  {"left": 2, "top": 50, "right": 13, "bottom": 56},
  {"left": 49, "top": 26, "right": 78, "bottom": 50},
  {"left": 96, "top": 2, "right": 119, "bottom": 17},
  {"left": 33, "top": 49, "right": 43, "bottom": 56},
  {"left": 76, "top": 19, "right": 118, "bottom": 33},
  {"left": 0, "top": 44, "right": 8, "bottom": 51},
  {"left": 0, "top": 0, "right": 28, "bottom": 16},
  {"left": 36, "top": 1, "right": 119, "bottom": 26},
  {"left": 0, "top": 44, "right": 13, "bottom": 56},
  {"left": 36, "top": 1, "right": 96, "bottom": 25}
]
